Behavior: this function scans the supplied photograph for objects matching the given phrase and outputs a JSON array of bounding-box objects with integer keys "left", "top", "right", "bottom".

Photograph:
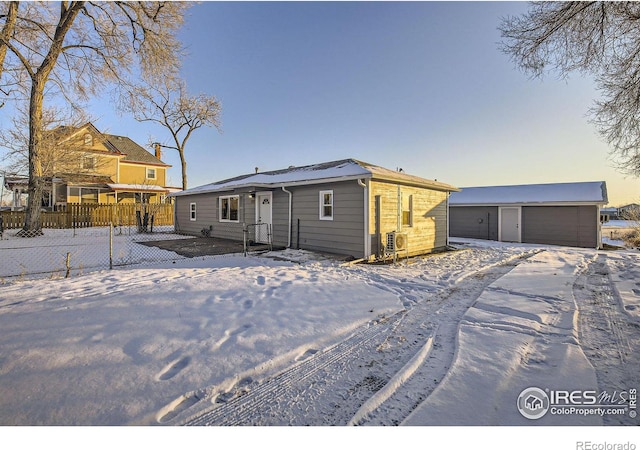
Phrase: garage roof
[{"left": 449, "top": 181, "right": 608, "bottom": 206}]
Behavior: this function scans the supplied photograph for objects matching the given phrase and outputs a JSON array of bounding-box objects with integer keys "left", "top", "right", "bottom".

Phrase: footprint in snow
[
  {"left": 157, "top": 356, "right": 191, "bottom": 381},
  {"left": 256, "top": 276, "right": 266, "bottom": 286},
  {"left": 295, "top": 348, "right": 319, "bottom": 362},
  {"left": 157, "top": 392, "right": 201, "bottom": 423}
]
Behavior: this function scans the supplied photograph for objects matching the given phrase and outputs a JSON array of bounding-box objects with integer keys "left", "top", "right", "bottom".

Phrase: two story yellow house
[{"left": 6, "top": 123, "right": 173, "bottom": 209}]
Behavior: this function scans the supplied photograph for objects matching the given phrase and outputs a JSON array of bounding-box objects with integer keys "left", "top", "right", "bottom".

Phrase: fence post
[
  {"left": 109, "top": 222, "right": 113, "bottom": 270},
  {"left": 243, "top": 223, "right": 247, "bottom": 257},
  {"left": 65, "top": 252, "right": 71, "bottom": 278}
]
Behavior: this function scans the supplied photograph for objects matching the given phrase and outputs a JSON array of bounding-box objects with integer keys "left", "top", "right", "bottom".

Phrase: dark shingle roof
[{"left": 104, "top": 134, "right": 167, "bottom": 166}]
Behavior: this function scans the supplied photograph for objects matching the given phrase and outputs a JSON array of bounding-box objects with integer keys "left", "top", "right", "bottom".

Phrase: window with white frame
[
  {"left": 146, "top": 167, "right": 157, "bottom": 180},
  {"left": 319, "top": 190, "right": 333, "bottom": 220},
  {"left": 402, "top": 194, "right": 413, "bottom": 227},
  {"left": 219, "top": 195, "right": 239, "bottom": 222},
  {"left": 189, "top": 202, "right": 197, "bottom": 221},
  {"left": 84, "top": 134, "right": 93, "bottom": 146}
]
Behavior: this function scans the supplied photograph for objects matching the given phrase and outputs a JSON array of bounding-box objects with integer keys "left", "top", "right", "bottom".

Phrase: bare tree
[
  {"left": 123, "top": 77, "right": 222, "bottom": 190},
  {"left": 499, "top": 1, "right": 640, "bottom": 176},
  {"left": 0, "top": 105, "right": 109, "bottom": 182},
  {"left": 0, "top": 1, "right": 190, "bottom": 235},
  {"left": 3, "top": 106, "right": 71, "bottom": 177}
]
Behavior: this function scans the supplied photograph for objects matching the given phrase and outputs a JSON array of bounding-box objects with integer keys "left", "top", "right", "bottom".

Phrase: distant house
[
  {"left": 4, "top": 122, "right": 173, "bottom": 210},
  {"left": 600, "top": 207, "right": 618, "bottom": 222},
  {"left": 618, "top": 203, "right": 640, "bottom": 220},
  {"left": 449, "top": 181, "right": 608, "bottom": 249},
  {"left": 172, "top": 159, "right": 459, "bottom": 260}
]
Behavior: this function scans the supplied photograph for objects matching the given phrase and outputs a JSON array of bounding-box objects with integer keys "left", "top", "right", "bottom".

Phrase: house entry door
[
  {"left": 256, "top": 193, "right": 272, "bottom": 244},
  {"left": 499, "top": 207, "right": 521, "bottom": 242}
]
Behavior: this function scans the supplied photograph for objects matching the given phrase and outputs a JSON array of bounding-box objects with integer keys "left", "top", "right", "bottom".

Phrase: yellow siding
[
  {"left": 369, "top": 180, "right": 449, "bottom": 257},
  {"left": 118, "top": 163, "right": 167, "bottom": 186}
]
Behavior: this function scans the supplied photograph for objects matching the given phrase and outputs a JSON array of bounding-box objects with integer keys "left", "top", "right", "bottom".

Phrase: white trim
[
  {"left": 146, "top": 167, "right": 157, "bottom": 180},
  {"left": 498, "top": 206, "right": 521, "bottom": 243},
  {"left": 401, "top": 193, "right": 414, "bottom": 228},
  {"left": 107, "top": 183, "right": 168, "bottom": 193},
  {"left": 596, "top": 205, "right": 603, "bottom": 249},
  {"left": 254, "top": 191, "right": 273, "bottom": 243},
  {"left": 358, "top": 179, "right": 370, "bottom": 259},
  {"left": 446, "top": 192, "right": 450, "bottom": 247},
  {"left": 219, "top": 194, "right": 240, "bottom": 223},
  {"left": 189, "top": 202, "right": 196, "bottom": 221},
  {"left": 319, "top": 190, "right": 334, "bottom": 221}
]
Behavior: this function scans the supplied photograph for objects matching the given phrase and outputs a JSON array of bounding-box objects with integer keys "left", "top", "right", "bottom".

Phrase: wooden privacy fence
[{"left": 0, "top": 203, "right": 174, "bottom": 230}]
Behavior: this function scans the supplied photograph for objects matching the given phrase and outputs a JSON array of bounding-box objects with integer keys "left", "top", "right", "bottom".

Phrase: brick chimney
[{"left": 154, "top": 143, "right": 161, "bottom": 159}]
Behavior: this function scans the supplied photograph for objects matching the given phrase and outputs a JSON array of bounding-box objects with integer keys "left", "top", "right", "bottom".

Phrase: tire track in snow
[
  {"left": 170, "top": 248, "right": 539, "bottom": 426},
  {"left": 173, "top": 312, "right": 404, "bottom": 425},
  {"left": 573, "top": 253, "right": 640, "bottom": 426}
]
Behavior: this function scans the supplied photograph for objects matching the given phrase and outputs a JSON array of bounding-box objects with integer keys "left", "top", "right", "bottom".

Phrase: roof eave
[
  {"left": 371, "top": 174, "right": 460, "bottom": 192},
  {"left": 171, "top": 174, "right": 373, "bottom": 197},
  {"left": 450, "top": 201, "right": 608, "bottom": 207}
]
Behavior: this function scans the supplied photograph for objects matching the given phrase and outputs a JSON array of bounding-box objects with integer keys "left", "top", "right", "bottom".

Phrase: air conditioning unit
[{"left": 386, "top": 231, "right": 408, "bottom": 253}]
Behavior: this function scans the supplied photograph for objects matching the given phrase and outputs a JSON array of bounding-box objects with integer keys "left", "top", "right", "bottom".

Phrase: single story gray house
[
  {"left": 172, "top": 159, "right": 459, "bottom": 260},
  {"left": 449, "top": 181, "right": 608, "bottom": 248}
]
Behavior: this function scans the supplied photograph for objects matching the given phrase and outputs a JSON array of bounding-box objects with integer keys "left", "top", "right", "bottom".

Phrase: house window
[
  {"left": 319, "top": 190, "right": 333, "bottom": 220},
  {"left": 82, "top": 155, "right": 96, "bottom": 170},
  {"left": 69, "top": 187, "right": 98, "bottom": 204},
  {"left": 219, "top": 195, "right": 239, "bottom": 222},
  {"left": 146, "top": 167, "right": 157, "bottom": 180},
  {"left": 84, "top": 134, "right": 93, "bottom": 146},
  {"left": 190, "top": 202, "right": 197, "bottom": 221},
  {"left": 402, "top": 194, "right": 413, "bottom": 227}
]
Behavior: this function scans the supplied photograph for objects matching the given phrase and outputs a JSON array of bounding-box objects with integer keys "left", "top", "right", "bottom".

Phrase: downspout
[
  {"left": 358, "top": 179, "right": 370, "bottom": 260},
  {"left": 446, "top": 192, "right": 450, "bottom": 247},
  {"left": 281, "top": 186, "right": 292, "bottom": 248}
]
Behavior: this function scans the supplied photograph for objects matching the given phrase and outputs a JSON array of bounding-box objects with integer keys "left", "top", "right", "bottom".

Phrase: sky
[{"left": 2, "top": 1, "right": 639, "bottom": 206}]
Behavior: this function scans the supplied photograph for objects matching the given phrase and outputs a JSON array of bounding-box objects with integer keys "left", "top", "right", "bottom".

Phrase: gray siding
[
  {"left": 175, "top": 181, "right": 365, "bottom": 258},
  {"left": 449, "top": 204, "right": 599, "bottom": 248},
  {"left": 175, "top": 192, "right": 254, "bottom": 241},
  {"left": 288, "top": 181, "right": 365, "bottom": 258},
  {"left": 271, "top": 189, "right": 291, "bottom": 247},
  {"left": 522, "top": 206, "right": 598, "bottom": 248},
  {"left": 449, "top": 206, "right": 499, "bottom": 241}
]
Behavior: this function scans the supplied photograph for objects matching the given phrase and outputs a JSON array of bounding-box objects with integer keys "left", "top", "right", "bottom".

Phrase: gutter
[
  {"left": 282, "top": 186, "right": 293, "bottom": 248},
  {"left": 357, "top": 179, "right": 370, "bottom": 260}
]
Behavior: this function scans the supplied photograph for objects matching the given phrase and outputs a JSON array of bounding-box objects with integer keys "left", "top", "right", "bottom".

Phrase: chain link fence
[
  {"left": 0, "top": 224, "right": 193, "bottom": 282},
  {"left": 243, "top": 223, "right": 273, "bottom": 256}
]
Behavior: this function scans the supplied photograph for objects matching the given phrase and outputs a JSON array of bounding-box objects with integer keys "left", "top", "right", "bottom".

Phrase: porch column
[{"left": 13, "top": 188, "right": 22, "bottom": 208}]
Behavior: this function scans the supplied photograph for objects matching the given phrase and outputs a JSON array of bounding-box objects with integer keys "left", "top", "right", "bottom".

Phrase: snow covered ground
[
  {"left": 1, "top": 238, "right": 639, "bottom": 448},
  {"left": 0, "top": 226, "right": 191, "bottom": 279}
]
